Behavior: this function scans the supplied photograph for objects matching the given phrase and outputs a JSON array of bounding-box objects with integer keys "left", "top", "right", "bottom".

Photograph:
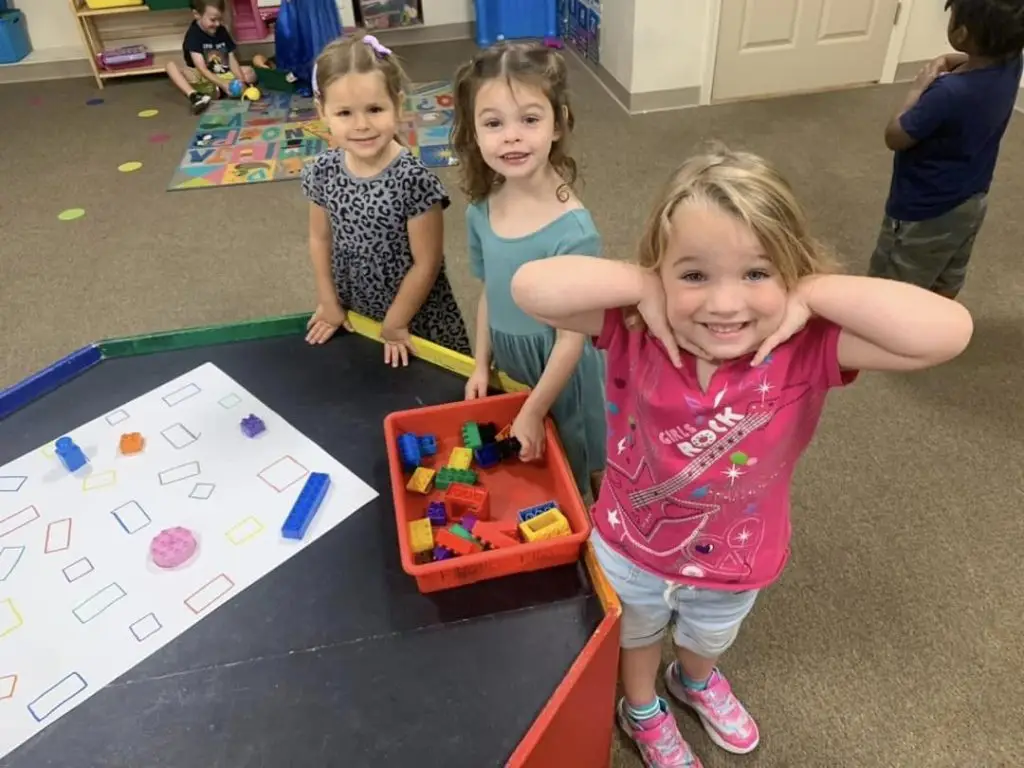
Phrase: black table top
[{"left": 0, "top": 333, "right": 602, "bottom": 768}]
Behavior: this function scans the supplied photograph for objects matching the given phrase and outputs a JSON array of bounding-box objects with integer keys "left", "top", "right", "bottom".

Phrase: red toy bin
[{"left": 384, "top": 391, "right": 592, "bottom": 593}]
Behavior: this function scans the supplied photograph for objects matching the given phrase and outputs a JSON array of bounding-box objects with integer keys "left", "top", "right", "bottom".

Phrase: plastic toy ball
[
  {"left": 228, "top": 79, "right": 244, "bottom": 97},
  {"left": 242, "top": 86, "right": 261, "bottom": 102}
]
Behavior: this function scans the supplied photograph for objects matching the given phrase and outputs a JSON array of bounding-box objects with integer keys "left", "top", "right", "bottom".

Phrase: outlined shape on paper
[
  {"left": 129, "top": 612, "right": 162, "bottom": 642},
  {"left": 189, "top": 482, "right": 215, "bottom": 500},
  {"left": 0, "top": 598, "right": 24, "bottom": 638},
  {"left": 162, "top": 382, "right": 201, "bottom": 407},
  {"left": 225, "top": 517, "right": 264, "bottom": 545},
  {"left": 0, "top": 546, "right": 25, "bottom": 581},
  {"left": 27, "top": 672, "right": 87, "bottom": 722},
  {"left": 44, "top": 518, "right": 73, "bottom": 554},
  {"left": 258, "top": 456, "right": 309, "bottom": 493},
  {"left": 105, "top": 409, "right": 130, "bottom": 426},
  {"left": 0, "top": 476, "right": 27, "bottom": 493},
  {"left": 62, "top": 557, "right": 94, "bottom": 583},
  {"left": 218, "top": 393, "right": 241, "bottom": 409},
  {"left": 185, "top": 573, "right": 234, "bottom": 614},
  {"left": 40, "top": 443, "right": 56, "bottom": 459},
  {"left": 82, "top": 470, "right": 117, "bottom": 491},
  {"left": 161, "top": 423, "right": 200, "bottom": 449},
  {"left": 159, "top": 461, "right": 201, "bottom": 486},
  {"left": 0, "top": 674, "right": 16, "bottom": 701},
  {"left": 72, "top": 582, "right": 126, "bottom": 624},
  {"left": 0, "top": 506, "right": 40, "bottom": 538},
  {"left": 110, "top": 501, "right": 151, "bottom": 534}
]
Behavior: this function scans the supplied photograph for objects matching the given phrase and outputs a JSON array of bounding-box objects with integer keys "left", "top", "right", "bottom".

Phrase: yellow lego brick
[
  {"left": 519, "top": 509, "right": 571, "bottom": 543},
  {"left": 447, "top": 447, "right": 473, "bottom": 471},
  {"left": 406, "top": 467, "right": 435, "bottom": 495},
  {"left": 408, "top": 518, "right": 434, "bottom": 554}
]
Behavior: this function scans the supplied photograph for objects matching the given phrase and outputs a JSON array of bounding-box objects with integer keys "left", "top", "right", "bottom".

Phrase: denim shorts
[{"left": 591, "top": 531, "right": 759, "bottom": 657}]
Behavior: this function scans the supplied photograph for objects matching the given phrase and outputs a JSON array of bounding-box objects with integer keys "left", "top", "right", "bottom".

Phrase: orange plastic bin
[{"left": 384, "top": 391, "right": 592, "bottom": 593}]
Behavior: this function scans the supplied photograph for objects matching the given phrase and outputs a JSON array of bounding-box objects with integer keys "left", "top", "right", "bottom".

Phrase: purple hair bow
[{"left": 363, "top": 35, "right": 392, "bottom": 58}]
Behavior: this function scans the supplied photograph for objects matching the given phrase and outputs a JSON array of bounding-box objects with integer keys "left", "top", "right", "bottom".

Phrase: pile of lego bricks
[{"left": 397, "top": 422, "right": 574, "bottom": 564}]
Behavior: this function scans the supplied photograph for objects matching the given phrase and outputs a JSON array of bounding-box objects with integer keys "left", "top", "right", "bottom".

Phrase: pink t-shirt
[{"left": 593, "top": 309, "right": 857, "bottom": 591}]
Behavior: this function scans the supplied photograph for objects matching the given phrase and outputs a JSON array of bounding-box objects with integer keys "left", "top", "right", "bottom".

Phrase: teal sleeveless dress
[{"left": 467, "top": 201, "right": 607, "bottom": 496}]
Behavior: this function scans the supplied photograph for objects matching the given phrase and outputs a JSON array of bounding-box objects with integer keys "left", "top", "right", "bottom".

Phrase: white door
[{"left": 712, "top": 0, "right": 901, "bottom": 102}]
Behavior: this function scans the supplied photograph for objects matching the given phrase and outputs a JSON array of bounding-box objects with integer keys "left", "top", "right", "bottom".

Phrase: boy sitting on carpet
[{"left": 165, "top": 0, "right": 258, "bottom": 115}]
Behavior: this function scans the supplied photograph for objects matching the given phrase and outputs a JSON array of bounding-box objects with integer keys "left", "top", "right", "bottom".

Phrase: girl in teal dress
[{"left": 452, "top": 42, "right": 607, "bottom": 499}]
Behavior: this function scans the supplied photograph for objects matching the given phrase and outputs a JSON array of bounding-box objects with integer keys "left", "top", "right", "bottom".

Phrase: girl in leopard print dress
[{"left": 302, "top": 32, "right": 471, "bottom": 366}]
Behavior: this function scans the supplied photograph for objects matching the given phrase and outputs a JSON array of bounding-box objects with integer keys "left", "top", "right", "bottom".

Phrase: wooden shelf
[
  {"left": 76, "top": 4, "right": 150, "bottom": 18},
  {"left": 98, "top": 49, "right": 176, "bottom": 78}
]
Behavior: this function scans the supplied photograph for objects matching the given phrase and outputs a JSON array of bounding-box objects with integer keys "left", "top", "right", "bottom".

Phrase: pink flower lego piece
[{"left": 150, "top": 527, "right": 197, "bottom": 569}]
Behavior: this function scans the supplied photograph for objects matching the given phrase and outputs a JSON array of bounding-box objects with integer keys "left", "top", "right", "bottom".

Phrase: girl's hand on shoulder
[
  {"left": 306, "top": 302, "right": 353, "bottom": 344},
  {"left": 465, "top": 365, "right": 490, "bottom": 400},
  {"left": 512, "top": 408, "right": 545, "bottom": 462},
  {"left": 751, "top": 281, "right": 813, "bottom": 366},
  {"left": 381, "top": 324, "right": 415, "bottom": 368}
]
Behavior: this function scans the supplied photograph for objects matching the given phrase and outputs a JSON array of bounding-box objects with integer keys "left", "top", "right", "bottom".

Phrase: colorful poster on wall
[
  {"left": 559, "top": 0, "right": 600, "bottom": 64},
  {"left": 352, "top": 0, "right": 423, "bottom": 29}
]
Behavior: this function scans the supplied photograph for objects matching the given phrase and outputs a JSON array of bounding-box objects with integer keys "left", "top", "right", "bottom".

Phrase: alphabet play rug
[{"left": 167, "top": 82, "right": 456, "bottom": 191}]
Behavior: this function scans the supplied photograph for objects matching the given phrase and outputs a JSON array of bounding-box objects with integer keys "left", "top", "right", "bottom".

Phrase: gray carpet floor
[{"left": 2, "top": 40, "right": 1022, "bottom": 767}]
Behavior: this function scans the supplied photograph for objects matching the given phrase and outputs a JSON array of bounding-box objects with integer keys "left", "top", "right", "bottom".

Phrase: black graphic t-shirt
[{"left": 181, "top": 21, "right": 236, "bottom": 72}]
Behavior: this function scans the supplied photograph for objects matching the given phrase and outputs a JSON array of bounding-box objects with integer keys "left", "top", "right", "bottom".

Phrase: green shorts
[{"left": 868, "top": 193, "right": 988, "bottom": 296}]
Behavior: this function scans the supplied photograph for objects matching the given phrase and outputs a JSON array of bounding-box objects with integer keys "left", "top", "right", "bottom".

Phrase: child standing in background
[
  {"left": 869, "top": 0, "right": 1024, "bottom": 297},
  {"left": 166, "top": 0, "right": 257, "bottom": 115},
  {"left": 512, "top": 147, "right": 973, "bottom": 767},
  {"left": 451, "top": 42, "right": 607, "bottom": 499},
  {"left": 302, "top": 33, "right": 471, "bottom": 365}
]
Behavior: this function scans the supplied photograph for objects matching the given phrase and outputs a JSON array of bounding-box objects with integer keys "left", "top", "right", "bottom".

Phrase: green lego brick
[
  {"left": 448, "top": 524, "right": 476, "bottom": 543},
  {"left": 461, "top": 421, "right": 482, "bottom": 449},
  {"left": 435, "top": 467, "right": 477, "bottom": 490}
]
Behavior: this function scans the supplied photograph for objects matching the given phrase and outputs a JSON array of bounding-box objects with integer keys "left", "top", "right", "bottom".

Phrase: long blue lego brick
[
  {"left": 0, "top": 345, "right": 104, "bottom": 422},
  {"left": 281, "top": 472, "right": 331, "bottom": 540}
]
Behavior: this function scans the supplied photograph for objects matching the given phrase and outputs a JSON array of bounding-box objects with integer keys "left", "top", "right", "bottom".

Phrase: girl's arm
[
  {"left": 512, "top": 256, "right": 648, "bottom": 337},
  {"left": 473, "top": 293, "right": 492, "bottom": 370},
  {"left": 521, "top": 328, "right": 586, "bottom": 417},
  {"left": 309, "top": 203, "right": 338, "bottom": 308},
  {"left": 382, "top": 205, "right": 444, "bottom": 334},
  {"left": 803, "top": 275, "right": 973, "bottom": 371}
]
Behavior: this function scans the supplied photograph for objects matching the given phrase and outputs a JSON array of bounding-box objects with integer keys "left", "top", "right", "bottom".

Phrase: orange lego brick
[
  {"left": 496, "top": 423, "right": 513, "bottom": 441},
  {"left": 444, "top": 483, "right": 490, "bottom": 521},
  {"left": 119, "top": 432, "right": 145, "bottom": 455},
  {"left": 435, "top": 527, "right": 480, "bottom": 556},
  {"left": 473, "top": 521, "right": 519, "bottom": 549}
]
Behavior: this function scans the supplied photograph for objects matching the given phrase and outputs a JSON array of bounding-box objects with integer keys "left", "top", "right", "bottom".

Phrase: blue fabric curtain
[{"left": 275, "top": 0, "right": 343, "bottom": 95}]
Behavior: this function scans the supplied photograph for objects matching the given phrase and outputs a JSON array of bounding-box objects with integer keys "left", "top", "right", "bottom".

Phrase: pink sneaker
[
  {"left": 664, "top": 664, "right": 759, "bottom": 754},
  {"left": 616, "top": 698, "right": 703, "bottom": 768}
]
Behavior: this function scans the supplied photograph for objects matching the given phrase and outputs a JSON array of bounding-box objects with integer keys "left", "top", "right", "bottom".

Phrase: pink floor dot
[
  {"left": 150, "top": 526, "right": 198, "bottom": 569},
  {"left": 29, "top": 97, "right": 43, "bottom": 107},
  {"left": 149, "top": 132, "right": 172, "bottom": 144}
]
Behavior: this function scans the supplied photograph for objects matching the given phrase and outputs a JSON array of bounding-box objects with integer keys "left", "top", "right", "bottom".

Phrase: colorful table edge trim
[{"left": 0, "top": 310, "right": 621, "bottom": 767}]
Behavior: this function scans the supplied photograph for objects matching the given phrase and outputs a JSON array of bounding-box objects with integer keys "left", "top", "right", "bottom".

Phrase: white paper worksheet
[{"left": 0, "top": 362, "right": 378, "bottom": 759}]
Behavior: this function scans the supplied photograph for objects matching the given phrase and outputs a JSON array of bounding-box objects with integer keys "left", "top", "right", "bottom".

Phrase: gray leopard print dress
[{"left": 301, "top": 148, "right": 471, "bottom": 354}]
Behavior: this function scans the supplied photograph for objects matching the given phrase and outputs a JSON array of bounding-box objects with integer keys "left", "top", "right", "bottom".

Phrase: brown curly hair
[
  {"left": 451, "top": 42, "right": 577, "bottom": 203},
  {"left": 313, "top": 30, "right": 407, "bottom": 110}
]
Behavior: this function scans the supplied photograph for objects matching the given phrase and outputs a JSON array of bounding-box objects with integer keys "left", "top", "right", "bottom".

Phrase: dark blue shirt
[{"left": 887, "top": 54, "right": 1022, "bottom": 221}]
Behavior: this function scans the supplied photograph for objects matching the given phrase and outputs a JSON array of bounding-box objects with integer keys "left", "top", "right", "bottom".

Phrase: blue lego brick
[
  {"left": 0, "top": 344, "right": 103, "bottom": 421},
  {"left": 55, "top": 436, "right": 88, "bottom": 472},
  {"left": 418, "top": 434, "right": 437, "bottom": 457},
  {"left": 473, "top": 443, "right": 500, "bottom": 469},
  {"left": 281, "top": 472, "right": 330, "bottom": 539},
  {"left": 517, "top": 501, "right": 557, "bottom": 524},
  {"left": 426, "top": 500, "right": 447, "bottom": 526},
  {"left": 397, "top": 433, "right": 422, "bottom": 471}
]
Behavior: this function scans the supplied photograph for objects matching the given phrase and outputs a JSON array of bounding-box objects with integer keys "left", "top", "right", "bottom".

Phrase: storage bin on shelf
[{"left": 0, "top": 9, "right": 30, "bottom": 65}]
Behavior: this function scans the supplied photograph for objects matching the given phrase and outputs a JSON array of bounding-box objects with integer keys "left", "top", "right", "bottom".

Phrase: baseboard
[
  {"left": 569, "top": 49, "right": 700, "bottom": 115},
  {"left": 0, "top": 21, "right": 472, "bottom": 85}
]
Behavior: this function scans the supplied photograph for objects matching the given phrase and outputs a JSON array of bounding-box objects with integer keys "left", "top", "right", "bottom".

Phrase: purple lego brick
[
  {"left": 240, "top": 414, "right": 266, "bottom": 438},
  {"left": 461, "top": 513, "right": 478, "bottom": 532},
  {"left": 426, "top": 501, "right": 447, "bottom": 526},
  {"left": 433, "top": 546, "right": 454, "bottom": 560}
]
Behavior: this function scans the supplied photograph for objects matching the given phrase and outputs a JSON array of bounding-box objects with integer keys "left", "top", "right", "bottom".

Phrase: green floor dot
[
  {"left": 730, "top": 451, "right": 749, "bottom": 466},
  {"left": 58, "top": 208, "right": 85, "bottom": 221}
]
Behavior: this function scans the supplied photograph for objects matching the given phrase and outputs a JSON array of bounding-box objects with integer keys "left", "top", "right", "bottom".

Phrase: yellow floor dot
[
  {"left": 58, "top": 208, "right": 85, "bottom": 221},
  {"left": 137, "top": 109, "right": 159, "bottom": 118},
  {"left": 118, "top": 161, "right": 143, "bottom": 173}
]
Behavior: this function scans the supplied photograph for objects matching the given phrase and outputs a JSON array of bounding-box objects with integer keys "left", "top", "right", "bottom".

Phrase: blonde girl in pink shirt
[{"left": 510, "top": 145, "right": 973, "bottom": 768}]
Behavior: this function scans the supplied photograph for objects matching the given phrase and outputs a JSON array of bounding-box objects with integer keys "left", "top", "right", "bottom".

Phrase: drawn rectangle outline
[
  {"left": 189, "top": 482, "right": 215, "bottom": 500},
  {"left": 258, "top": 456, "right": 309, "bottom": 493},
  {"left": 27, "top": 672, "right": 88, "bottom": 722},
  {"left": 105, "top": 409, "right": 130, "bottom": 426},
  {"left": 218, "top": 393, "right": 241, "bottom": 409},
  {"left": 0, "top": 546, "right": 25, "bottom": 581},
  {"left": 226, "top": 517, "right": 264, "bottom": 545},
  {"left": 73, "top": 582, "right": 127, "bottom": 624},
  {"left": 111, "top": 501, "right": 151, "bottom": 534},
  {"left": 161, "top": 423, "right": 200, "bottom": 449},
  {"left": 63, "top": 557, "right": 94, "bottom": 583},
  {"left": 162, "top": 382, "right": 201, "bottom": 407},
  {"left": 129, "top": 612, "right": 162, "bottom": 642},
  {"left": 82, "top": 470, "right": 117, "bottom": 491},
  {"left": 0, "top": 475, "right": 27, "bottom": 493},
  {"left": 44, "top": 518, "right": 73, "bottom": 554},
  {"left": 159, "top": 461, "right": 201, "bottom": 485},
  {"left": 185, "top": 573, "right": 234, "bottom": 614},
  {"left": 0, "top": 506, "right": 40, "bottom": 538}
]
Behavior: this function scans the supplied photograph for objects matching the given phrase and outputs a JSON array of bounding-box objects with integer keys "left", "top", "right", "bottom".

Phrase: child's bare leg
[
  {"left": 620, "top": 641, "right": 663, "bottom": 706},
  {"left": 166, "top": 61, "right": 197, "bottom": 97},
  {"left": 674, "top": 645, "right": 716, "bottom": 685}
]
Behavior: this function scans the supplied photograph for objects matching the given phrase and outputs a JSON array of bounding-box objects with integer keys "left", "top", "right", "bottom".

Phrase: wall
[
  {"left": 900, "top": 0, "right": 951, "bottom": 63},
  {"left": 13, "top": 0, "right": 81, "bottom": 52}
]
